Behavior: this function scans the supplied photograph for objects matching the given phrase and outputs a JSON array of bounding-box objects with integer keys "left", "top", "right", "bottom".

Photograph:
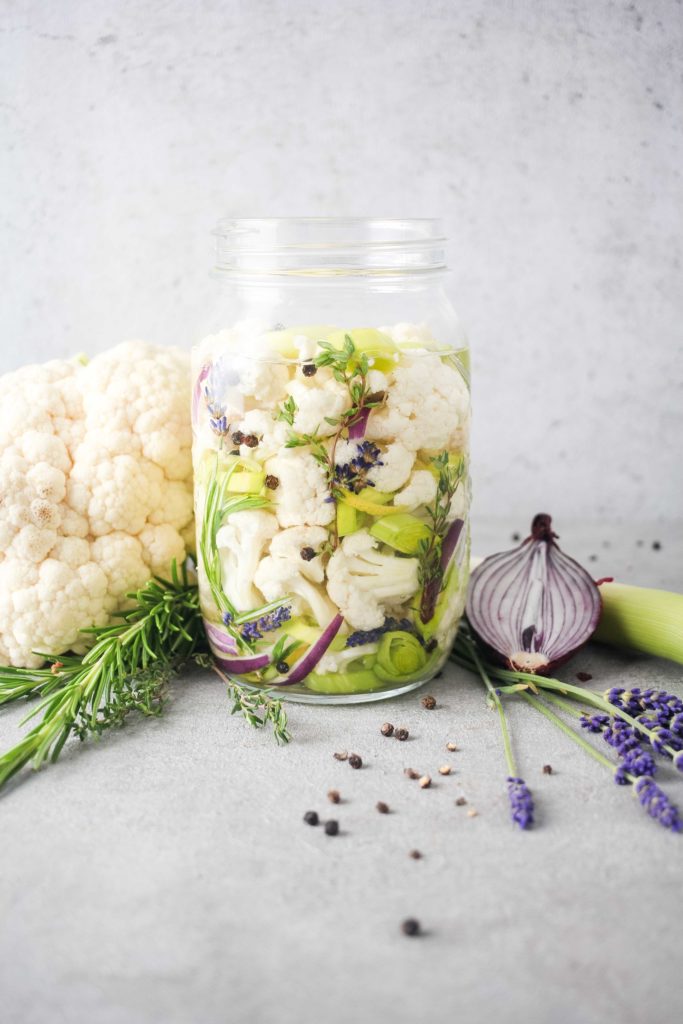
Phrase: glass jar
[{"left": 192, "top": 218, "right": 470, "bottom": 703}]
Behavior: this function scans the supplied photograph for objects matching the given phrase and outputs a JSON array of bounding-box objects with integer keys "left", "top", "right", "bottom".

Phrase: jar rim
[{"left": 213, "top": 218, "right": 447, "bottom": 274}]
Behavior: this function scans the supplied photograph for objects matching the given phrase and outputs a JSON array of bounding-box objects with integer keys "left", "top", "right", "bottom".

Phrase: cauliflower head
[
  {"left": 0, "top": 342, "right": 194, "bottom": 667},
  {"left": 326, "top": 530, "right": 419, "bottom": 630}
]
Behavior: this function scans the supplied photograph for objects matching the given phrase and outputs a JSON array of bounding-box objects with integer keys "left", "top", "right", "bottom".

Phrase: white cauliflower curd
[
  {"left": 365, "top": 353, "right": 469, "bottom": 451},
  {"left": 0, "top": 342, "right": 194, "bottom": 667}
]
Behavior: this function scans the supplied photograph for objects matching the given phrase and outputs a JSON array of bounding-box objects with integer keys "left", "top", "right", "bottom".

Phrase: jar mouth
[{"left": 213, "top": 218, "right": 447, "bottom": 275}]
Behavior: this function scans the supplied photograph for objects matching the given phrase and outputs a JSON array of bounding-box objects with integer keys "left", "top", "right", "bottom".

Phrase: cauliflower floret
[
  {"left": 232, "top": 408, "right": 289, "bottom": 460},
  {"left": 380, "top": 322, "right": 435, "bottom": 347},
  {"left": 254, "top": 554, "right": 338, "bottom": 628},
  {"left": 264, "top": 450, "right": 335, "bottom": 528},
  {"left": 234, "top": 354, "right": 290, "bottom": 407},
  {"left": 286, "top": 379, "right": 347, "bottom": 437},
  {"left": 268, "top": 526, "right": 329, "bottom": 583},
  {"left": 334, "top": 440, "right": 414, "bottom": 493},
  {"left": 0, "top": 342, "right": 194, "bottom": 667},
  {"left": 365, "top": 354, "right": 469, "bottom": 451},
  {"left": 216, "top": 509, "right": 279, "bottom": 611},
  {"left": 326, "top": 530, "right": 419, "bottom": 630},
  {"left": 397, "top": 470, "right": 437, "bottom": 510}
]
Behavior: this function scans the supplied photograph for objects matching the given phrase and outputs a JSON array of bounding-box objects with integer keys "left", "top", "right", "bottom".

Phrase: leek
[{"left": 594, "top": 581, "right": 683, "bottom": 666}]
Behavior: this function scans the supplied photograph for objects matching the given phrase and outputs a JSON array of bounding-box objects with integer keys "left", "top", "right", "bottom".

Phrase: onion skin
[
  {"left": 466, "top": 514, "right": 602, "bottom": 675},
  {"left": 213, "top": 651, "right": 271, "bottom": 673}
]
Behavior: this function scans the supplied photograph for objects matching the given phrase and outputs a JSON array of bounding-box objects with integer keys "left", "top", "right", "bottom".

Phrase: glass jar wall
[{"left": 191, "top": 219, "right": 470, "bottom": 702}]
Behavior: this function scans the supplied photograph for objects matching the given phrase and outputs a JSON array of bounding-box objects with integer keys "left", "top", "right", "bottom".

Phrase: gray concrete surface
[
  {"left": 0, "top": 519, "right": 681, "bottom": 1024},
  {"left": 2, "top": 0, "right": 683, "bottom": 524}
]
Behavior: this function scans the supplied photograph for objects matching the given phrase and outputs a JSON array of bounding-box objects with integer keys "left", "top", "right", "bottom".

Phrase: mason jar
[{"left": 191, "top": 218, "right": 470, "bottom": 703}]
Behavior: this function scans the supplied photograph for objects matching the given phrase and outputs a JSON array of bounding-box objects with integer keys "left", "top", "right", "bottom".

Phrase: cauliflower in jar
[
  {"left": 264, "top": 449, "right": 335, "bottom": 528},
  {"left": 365, "top": 353, "right": 469, "bottom": 452},
  {"left": 326, "top": 530, "right": 420, "bottom": 630}
]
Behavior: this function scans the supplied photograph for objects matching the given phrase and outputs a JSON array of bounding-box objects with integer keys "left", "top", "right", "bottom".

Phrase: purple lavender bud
[
  {"left": 222, "top": 611, "right": 233, "bottom": 625},
  {"left": 507, "top": 777, "right": 534, "bottom": 830},
  {"left": 674, "top": 751, "right": 683, "bottom": 773},
  {"left": 634, "top": 776, "right": 682, "bottom": 832}
]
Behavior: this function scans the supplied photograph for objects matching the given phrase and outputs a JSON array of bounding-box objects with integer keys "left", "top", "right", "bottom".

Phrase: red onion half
[{"left": 466, "top": 514, "right": 602, "bottom": 675}]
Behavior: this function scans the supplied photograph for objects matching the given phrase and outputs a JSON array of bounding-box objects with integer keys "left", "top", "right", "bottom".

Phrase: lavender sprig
[
  {"left": 507, "top": 777, "right": 534, "bottom": 829},
  {"left": 240, "top": 605, "right": 292, "bottom": 643},
  {"left": 635, "top": 777, "right": 682, "bottom": 832},
  {"left": 580, "top": 713, "right": 657, "bottom": 784}
]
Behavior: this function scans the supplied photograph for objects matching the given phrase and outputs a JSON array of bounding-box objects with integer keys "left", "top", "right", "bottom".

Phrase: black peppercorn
[
  {"left": 300, "top": 546, "right": 316, "bottom": 561},
  {"left": 395, "top": 727, "right": 409, "bottom": 742},
  {"left": 543, "top": 764, "right": 553, "bottom": 775},
  {"left": 327, "top": 789, "right": 341, "bottom": 804},
  {"left": 401, "top": 918, "right": 420, "bottom": 936},
  {"left": 276, "top": 660, "right": 290, "bottom": 674},
  {"left": 302, "top": 362, "right": 317, "bottom": 377},
  {"left": 421, "top": 695, "right": 436, "bottom": 710},
  {"left": 229, "top": 449, "right": 240, "bottom": 456},
  {"left": 380, "top": 722, "right": 394, "bottom": 737},
  {"left": 376, "top": 801, "right": 390, "bottom": 814},
  {"left": 303, "top": 810, "right": 319, "bottom": 826},
  {"left": 231, "top": 431, "right": 244, "bottom": 445},
  {"left": 409, "top": 849, "right": 422, "bottom": 859},
  {"left": 652, "top": 540, "right": 662, "bottom": 551},
  {"left": 265, "top": 474, "right": 279, "bottom": 490},
  {"left": 324, "top": 820, "right": 339, "bottom": 836},
  {"left": 348, "top": 754, "right": 362, "bottom": 769},
  {"left": 243, "top": 434, "right": 259, "bottom": 448}
]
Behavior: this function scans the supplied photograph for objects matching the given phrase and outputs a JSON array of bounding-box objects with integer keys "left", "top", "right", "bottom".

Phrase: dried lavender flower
[{"left": 507, "top": 777, "right": 534, "bottom": 829}]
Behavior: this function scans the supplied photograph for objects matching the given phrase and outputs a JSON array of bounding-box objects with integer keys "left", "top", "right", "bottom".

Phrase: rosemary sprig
[
  {"left": 199, "top": 655, "right": 290, "bottom": 744},
  {"left": 0, "top": 564, "right": 204, "bottom": 789}
]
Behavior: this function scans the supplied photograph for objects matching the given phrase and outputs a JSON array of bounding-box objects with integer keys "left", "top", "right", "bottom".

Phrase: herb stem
[
  {"left": 519, "top": 691, "right": 618, "bottom": 775},
  {"left": 462, "top": 632, "right": 517, "bottom": 777}
]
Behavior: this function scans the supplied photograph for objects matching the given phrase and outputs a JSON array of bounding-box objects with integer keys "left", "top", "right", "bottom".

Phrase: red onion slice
[
  {"left": 192, "top": 363, "right": 211, "bottom": 429},
  {"left": 466, "top": 514, "right": 602, "bottom": 675},
  {"left": 272, "top": 613, "right": 344, "bottom": 686},
  {"left": 213, "top": 651, "right": 271, "bottom": 674},
  {"left": 348, "top": 407, "right": 371, "bottom": 440},
  {"left": 441, "top": 517, "right": 465, "bottom": 572},
  {"left": 204, "top": 620, "right": 238, "bottom": 656}
]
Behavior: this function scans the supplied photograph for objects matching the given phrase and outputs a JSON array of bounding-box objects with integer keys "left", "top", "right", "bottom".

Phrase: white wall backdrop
[{"left": 1, "top": 0, "right": 682, "bottom": 524}]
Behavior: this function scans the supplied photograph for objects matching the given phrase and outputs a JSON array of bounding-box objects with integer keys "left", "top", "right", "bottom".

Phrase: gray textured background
[{"left": 1, "top": 0, "right": 682, "bottom": 524}]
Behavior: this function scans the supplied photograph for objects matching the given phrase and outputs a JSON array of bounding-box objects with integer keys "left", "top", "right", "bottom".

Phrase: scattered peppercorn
[
  {"left": 409, "top": 849, "right": 422, "bottom": 860},
  {"left": 276, "top": 660, "right": 290, "bottom": 674},
  {"left": 401, "top": 918, "right": 420, "bottom": 937},
  {"left": 265, "top": 474, "right": 280, "bottom": 490},
  {"left": 455, "top": 797, "right": 467, "bottom": 806},
  {"left": 380, "top": 722, "right": 394, "bottom": 737},
  {"left": 652, "top": 540, "right": 662, "bottom": 550},
  {"left": 300, "top": 546, "right": 316, "bottom": 561},
  {"left": 243, "top": 434, "right": 259, "bottom": 448},
  {"left": 348, "top": 754, "right": 363, "bottom": 769},
  {"left": 419, "top": 775, "right": 432, "bottom": 789},
  {"left": 511, "top": 532, "right": 521, "bottom": 542},
  {"left": 467, "top": 808, "right": 478, "bottom": 818},
  {"left": 395, "top": 727, "right": 409, "bottom": 742},
  {"left": 229, "top": 448, "right": 240, "bottom": 456},
  {"left": 636, "top": 539, "right": 644, "bottom": 547},
  {"left": 333, "top": 751, "right": 348, "bottom": 761},
  {"left": 404, "top": 768, "right": 420, "bottom": 780},
  {"left": 438, "top": 765, "right": 452, "bottom": 776},
  {"left": 376, "top": 801, "right": 390, "bottom": 814},
  {"left": 324, "top": 820, "right": 339, "bottom": 836},
  {"left": 231, "top": 431, "right": 244, "bottom": 444},
  {"left": 543, "top": 764, "right": 553, "bottom": 775},
  {"left": 576, "top": 671, "right": 592, "bottom": 682},
  {"left": 302, "top": 362, "right": 317, "bottom": 377},
  {"left": 446, "top": 742, "right": 458, "bottom": 752},
  {"left": 421, "top": 695, "right": 436, "bottom": 709},
  {"left": 588, "top": 554, "right": 597, "bottom": 562},
  {"left": 327, "top": 789, "right": 341, "bottom": 804},
  {"left": 303, "top": 810, "right": 319, "bottom": 826}
]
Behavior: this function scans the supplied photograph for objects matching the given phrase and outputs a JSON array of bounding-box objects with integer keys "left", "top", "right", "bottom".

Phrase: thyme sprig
[
  {"left": 199, "top": 655, "right": 290, "bottom": 744},
  {"left": 279, "top": 335, "right": 386, "bottom": 547},
  {"left": 417, "top": 452, "right": 465, "bottom": 621}
]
